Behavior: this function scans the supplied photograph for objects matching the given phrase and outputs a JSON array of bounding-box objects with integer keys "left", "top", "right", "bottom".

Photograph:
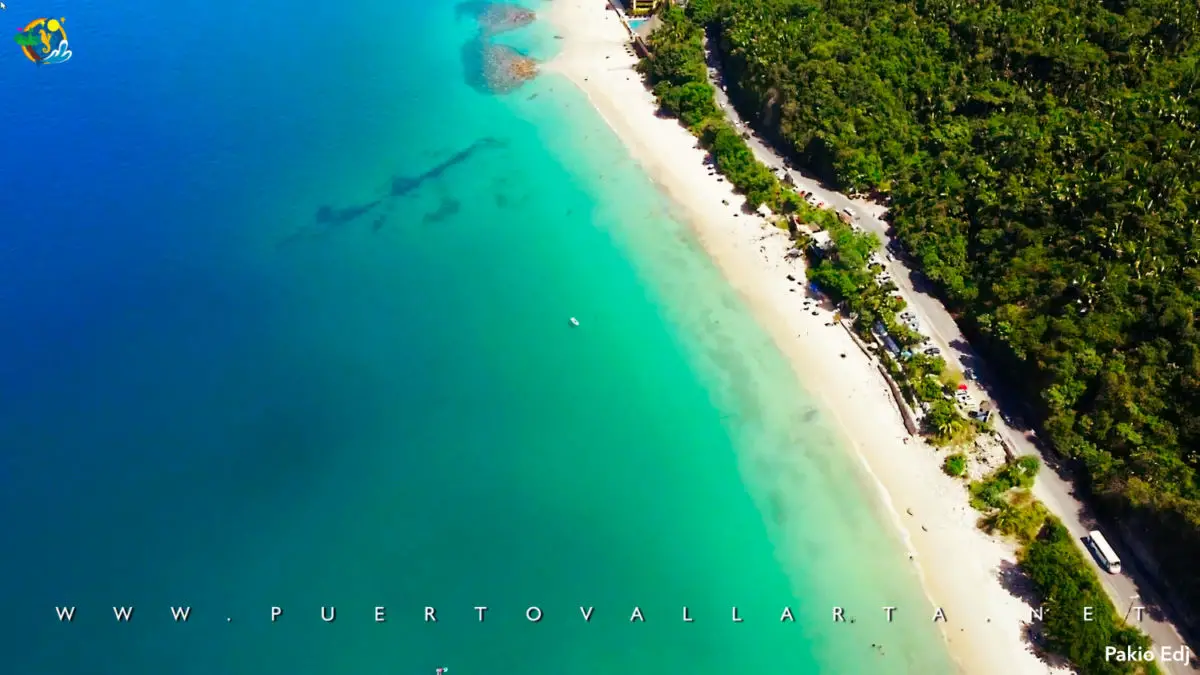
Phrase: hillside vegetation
[{"left": 697, "top": 0, "right": 1200, "bottom": 616}]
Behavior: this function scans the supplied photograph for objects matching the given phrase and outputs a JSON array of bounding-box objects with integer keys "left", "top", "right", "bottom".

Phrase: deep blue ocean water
[{"left": 0, "top": 1, "right": 955, "bottom": 673}]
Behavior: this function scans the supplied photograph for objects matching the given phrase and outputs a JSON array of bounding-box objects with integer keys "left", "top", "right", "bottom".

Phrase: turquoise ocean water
[{"left": 0, "top": 0, "right": 954, "bottom": 672}]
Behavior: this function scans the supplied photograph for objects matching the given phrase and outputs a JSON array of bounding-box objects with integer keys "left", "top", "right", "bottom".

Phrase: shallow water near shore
[{"left": 1, "top": 0, "right": 952, "bottom": 672}]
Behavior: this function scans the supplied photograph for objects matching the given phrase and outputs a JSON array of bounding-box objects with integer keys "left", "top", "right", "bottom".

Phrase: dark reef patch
[
  {"left": 278, "top": 138, "right": 506, "bottom": 248},
  {"left": 460, "top": 36, "right": 491, "bottom": 94},
  {"left": 316, "top": 200, "right": 383, "bottom": 226},
  {"left": 456, "top": 1, "right": 537, "bottom": 35},
  {"left": 391, "top": 137, "right": 505, "bottom": 198},
  {"left": 458, "top": 1, "right": 540, "bottom": 95},
  {"left": 422, "top": 196, "right": 463, "bottom": 224},
  {"left": 481, "top": 42, "right": 538, "bottom": 94},
  {"left": 461, "top": 38, "right": 539, "bottom": 95}
]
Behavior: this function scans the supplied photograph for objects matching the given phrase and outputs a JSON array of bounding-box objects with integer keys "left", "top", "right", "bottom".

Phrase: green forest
[{"left": 678, "top": 0, "right": 1200, "bottom": 620}]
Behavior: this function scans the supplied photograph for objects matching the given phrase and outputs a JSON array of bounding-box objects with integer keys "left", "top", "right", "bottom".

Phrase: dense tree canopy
[{"left": 704, "top": 0, "right": 1200, "bottom": 617}]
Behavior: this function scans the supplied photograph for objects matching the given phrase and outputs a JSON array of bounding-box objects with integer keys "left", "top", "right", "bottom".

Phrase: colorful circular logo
[{"left": 16, "top": 17, "right": 72, "bottom": 65}]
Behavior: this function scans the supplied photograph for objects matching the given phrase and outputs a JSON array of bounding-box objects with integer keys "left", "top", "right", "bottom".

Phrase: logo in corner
[{"left": 15, "top": 17, "right": 71, "bottom": 65}]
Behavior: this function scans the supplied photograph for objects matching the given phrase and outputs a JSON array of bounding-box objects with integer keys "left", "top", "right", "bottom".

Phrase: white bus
[{"left": 1087, "top": 530, "right": 1122, "bottom": 574}]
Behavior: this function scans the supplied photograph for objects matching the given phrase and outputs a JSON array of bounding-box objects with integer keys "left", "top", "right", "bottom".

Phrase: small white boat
[{"left": 569, "top": 317, "right": 580, "bottom": 327}]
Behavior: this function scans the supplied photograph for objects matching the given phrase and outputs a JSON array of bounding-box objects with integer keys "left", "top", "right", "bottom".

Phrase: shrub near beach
[
  {"left": 942, "top": 452, "right": 967, "bottom": 478},
  {"left": 1023, "top": 520, "right": 1160, "bottom": 675},
  {"left": 968, "top": 458, "right": 1159, "bottom": 674}
]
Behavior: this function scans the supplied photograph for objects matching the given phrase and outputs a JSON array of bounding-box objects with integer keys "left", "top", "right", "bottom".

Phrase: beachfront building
[{"left": 629, "top": 0, "right": 663, "bottom": 16}]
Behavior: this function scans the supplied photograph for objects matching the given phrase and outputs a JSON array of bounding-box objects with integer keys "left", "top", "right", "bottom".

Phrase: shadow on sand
[{"left": 996, "top": 558, "right": 1074, "bottom": 671}]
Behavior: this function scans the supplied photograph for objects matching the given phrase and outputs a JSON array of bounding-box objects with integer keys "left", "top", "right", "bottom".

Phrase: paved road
[{"left": 701, "top": 34, "right": 1198, "bottom": 671}]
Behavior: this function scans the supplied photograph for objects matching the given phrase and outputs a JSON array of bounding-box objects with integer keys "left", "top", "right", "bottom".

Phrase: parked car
[{"left": 924, "top": 346, "right": 941, "bottom": 356}]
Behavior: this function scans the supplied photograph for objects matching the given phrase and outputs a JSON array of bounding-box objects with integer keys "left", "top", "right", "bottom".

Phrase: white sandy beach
[{"left": 544, "top": 2, "right": 1066, "bottom": 674}]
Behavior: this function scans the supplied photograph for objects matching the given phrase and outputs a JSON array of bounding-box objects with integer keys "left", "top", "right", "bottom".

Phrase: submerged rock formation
[
  {"left": 482, "top": 43, "right": 538, "bottom": 93},
  {"left": 477, "top": 3, "right": 536, "bottom": 35},
  {"left": 457, "top": 2, "right": 540, "bottom": 94}
]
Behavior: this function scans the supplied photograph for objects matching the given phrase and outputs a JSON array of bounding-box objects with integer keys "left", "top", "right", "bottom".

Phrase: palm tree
[
  {"left": 935, "top": 416, "right": 955, "bottom": 437},
  {"left": 936, "top": 414, "right": 967, "bottom": 441},
  {"left": 983, "top": 502, "right": 1020, "bottom": 535}
]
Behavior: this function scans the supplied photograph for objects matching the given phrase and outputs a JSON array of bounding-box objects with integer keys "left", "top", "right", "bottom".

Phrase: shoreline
[{"left": 542, "top": 1, "right": 1064, "bottom": 673}]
